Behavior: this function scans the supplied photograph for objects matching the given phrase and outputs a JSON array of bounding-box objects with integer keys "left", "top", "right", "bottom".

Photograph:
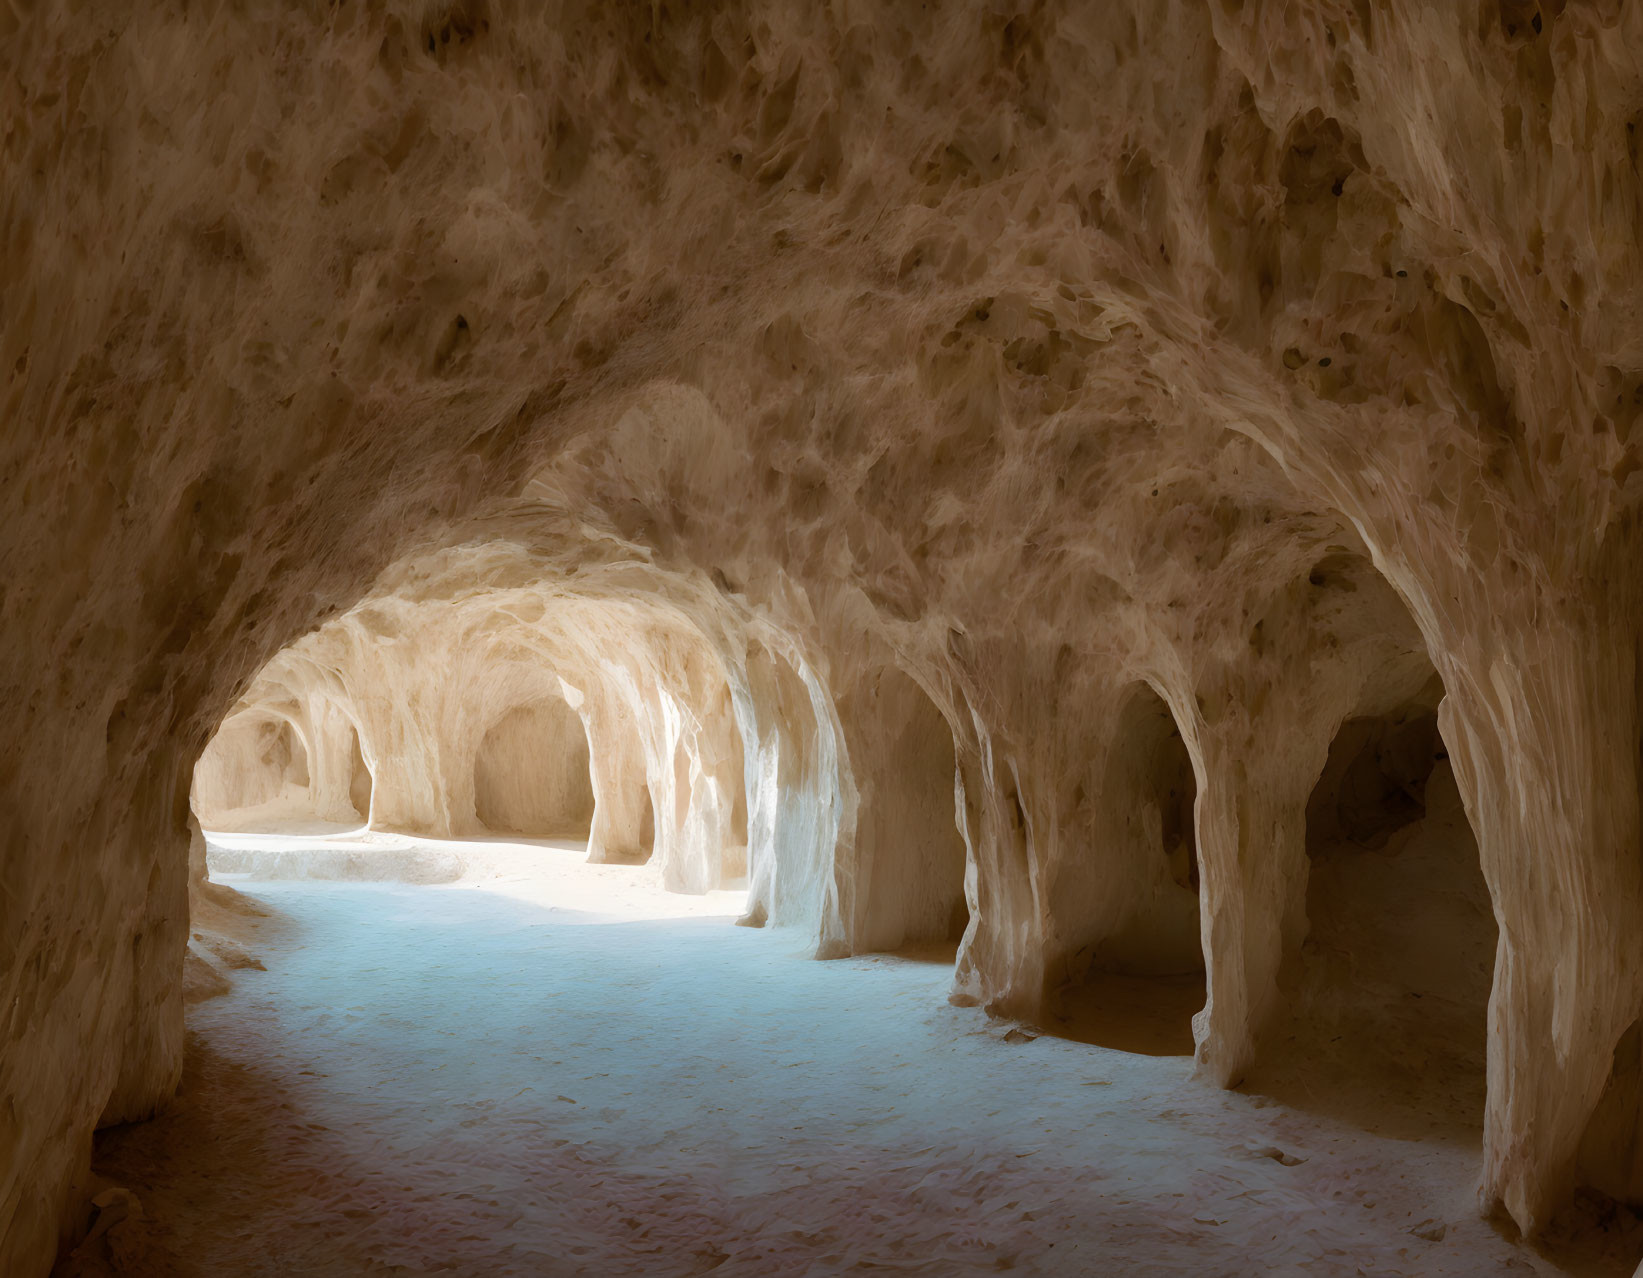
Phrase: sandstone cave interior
[{"left": 11, "top": 4, "right": 1643, "bottom": 1276}]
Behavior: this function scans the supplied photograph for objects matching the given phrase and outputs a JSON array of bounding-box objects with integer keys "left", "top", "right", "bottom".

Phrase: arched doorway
[
  {"left": 1266, "top": 688, "right": 1496, "bottom": 1136},
  {"left": 1047, "top": 682, "right": 1202, "bottom": 1056},
  {"left": 193, "top": 713, "right": 313, "bottom": 831},
  {"left": 473, "top": 696, "right": 596, "bottom": 840},
  {"left": 854, "top": 667, "right": 970, "bottom": 955}
]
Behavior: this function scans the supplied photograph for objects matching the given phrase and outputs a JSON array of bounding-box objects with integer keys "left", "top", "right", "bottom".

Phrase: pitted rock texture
[{"left": 5, "top": 2, "right": 1643, "bottom": 1272}]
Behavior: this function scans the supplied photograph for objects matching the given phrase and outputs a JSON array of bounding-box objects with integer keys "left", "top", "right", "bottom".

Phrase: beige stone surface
[{"left": 5, "top": 2, "right": 1643, "bottom": 1271}]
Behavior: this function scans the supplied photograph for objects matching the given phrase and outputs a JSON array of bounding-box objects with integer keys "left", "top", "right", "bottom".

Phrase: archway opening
[
  {"left": 1047, "top": 682, "right": 1202, "bottom": 1056},
  {"left": 1261, "top": 688, "right": 1496, "bottom": 1137},
  {"left": 184, "top": 567, "right": 777, "bottom": 908},
  {"left": 192, "top": 713, "right": 316, "bottom": 833},
  {"left": 473, "top": 696, "right": 596, "bottom": 841},
  {"left": 853, "top": 667, "right": 970, "bottom": 957}
]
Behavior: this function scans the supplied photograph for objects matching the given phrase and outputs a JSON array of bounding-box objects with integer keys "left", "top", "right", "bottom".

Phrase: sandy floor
[{"left": 60, "top": 831, "right": 1643, "bottom": 1277}]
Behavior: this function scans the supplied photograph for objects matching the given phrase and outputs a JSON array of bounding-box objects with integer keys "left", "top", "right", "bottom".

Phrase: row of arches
[
  {"left": 196, "top": 547, "right": 1499, "bottom": 1146},
  {"left": 194, "top": 693, "right": 602, "bottom": 846},
  {"left": 193, "top": 574, "right": 981, "bottom": 958},
  {"left": 959, "top": 670, "right": 1494, "bottom": 1134}
]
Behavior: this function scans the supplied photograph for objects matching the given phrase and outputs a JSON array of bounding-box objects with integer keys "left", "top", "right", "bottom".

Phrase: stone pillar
[
  {"left": 1189, "top": 713, "right": 1323, "bottom": 1087},
  {"left": 1439, "top": 620, "right": 1643, "bottom": 1232},
  {"left": 348, "top": 644, "right": 480, "bottom": 837},
  {"left": 298, "top": 695, "right": 366, "bottom": 823},
  {"left": 570, "top": 682, "right": 653, "bottom": 864},
  {"left": 951, "top": 709, "right": 1043, "bottom": 1016}
]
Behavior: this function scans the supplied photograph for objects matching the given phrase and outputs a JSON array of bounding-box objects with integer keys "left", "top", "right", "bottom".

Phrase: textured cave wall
[{"left": 6, "top": 1, "right": 1643, "bottom": 1269}]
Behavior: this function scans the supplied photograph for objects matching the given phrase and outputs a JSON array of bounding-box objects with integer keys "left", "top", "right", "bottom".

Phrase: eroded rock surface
[{"left": 5, "top": 2, "right": 1643, "bottom": 1271}]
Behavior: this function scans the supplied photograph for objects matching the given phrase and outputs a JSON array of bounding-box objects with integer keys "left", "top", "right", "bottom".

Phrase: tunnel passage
[
  {"left": 192, "top": 713, "right": 314, "bottom": 832},
  {"left": 473, "top": 696, "right": 596, "bottom": 840},
  {"left": 1046, "top": 682, "right": 1203, "bottom": 1056},
  {"left": 180, "top": 566, "right": 778, "bottom": 907},
  {"left": 1257, "top": 694, "right": 1497, "bottom": 1136}
]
